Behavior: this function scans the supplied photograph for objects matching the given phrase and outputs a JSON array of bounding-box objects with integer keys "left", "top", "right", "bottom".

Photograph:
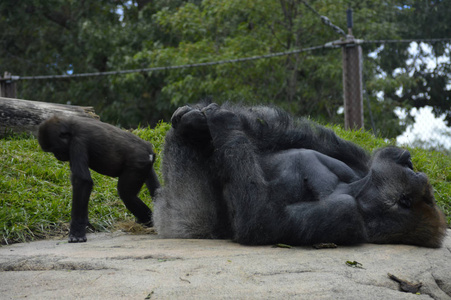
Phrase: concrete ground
[{"left": 0, "top": 230, "right": 450, "bottom": 299}]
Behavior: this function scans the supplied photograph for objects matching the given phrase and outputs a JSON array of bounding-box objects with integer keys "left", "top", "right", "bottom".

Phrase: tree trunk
[{"left": 0, "top": 97, "right": 98, "bottom": 138}]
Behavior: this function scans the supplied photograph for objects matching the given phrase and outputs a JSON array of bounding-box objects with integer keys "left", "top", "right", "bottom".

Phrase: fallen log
[{"left": 0, "top": 97, "right": 98, "bottom": 138}]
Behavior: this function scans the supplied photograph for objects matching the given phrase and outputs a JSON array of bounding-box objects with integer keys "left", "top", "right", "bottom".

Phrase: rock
[{"left": 0, "top": 230, "right": 450, "bottom": 299}]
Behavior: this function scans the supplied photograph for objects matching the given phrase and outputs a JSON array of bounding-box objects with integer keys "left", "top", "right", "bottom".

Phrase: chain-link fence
[
  {"left": 1, "top": 3, "right": 450, "bottom": 152},
  {"left": 2, "top": 41, "right": 450, "bottom": 153},
  {"left": 396, "top": 107, "right": 451, "bottom": 152}
]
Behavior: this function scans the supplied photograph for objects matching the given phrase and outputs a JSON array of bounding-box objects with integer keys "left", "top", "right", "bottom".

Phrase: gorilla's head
[{"left": 361, "top": 147, "right": 447, "bottom": 248}]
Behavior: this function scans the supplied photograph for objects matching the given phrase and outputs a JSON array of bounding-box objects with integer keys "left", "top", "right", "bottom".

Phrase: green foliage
[
  {"left": 1, "top": 121, "right": 449, "bottom": 245},
  {"left": 0, "top": 122, "right": 170, "bottom": 245},
  {"left": 133, "top": 120, "right": 172, "bottom": 183},
  {"left": 408, "top": 147, "right": 451, "bottom": 221},
  {"left": 137, "top": 0, "right": 347, "bottom": 119},
  {"left": 0, "top": 0, "right": 450, "bottom": 137},
  {"left": 364, "top": 1, "right": 451, "bottom": 128}
]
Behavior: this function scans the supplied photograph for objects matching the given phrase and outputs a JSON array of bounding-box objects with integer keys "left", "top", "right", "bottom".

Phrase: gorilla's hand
[
  {"left": 171, "top": 106, "right": 196, "bottom": 129},
  {"left": 203, "top": 104, "right": 243, "bottom": 133},
  {"left": 172, "top": 105, "right": 208, "bottom": 129},
  {"left": 171, "top": 104, "right": 212, "bottom": 141}
]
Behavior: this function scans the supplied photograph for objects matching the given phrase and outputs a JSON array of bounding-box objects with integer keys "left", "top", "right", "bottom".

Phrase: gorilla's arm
[
  {"left": 69, "top": 140, "right": 92, "bottom": 243},
  {"left": 268, "top": 149, "right": 360, "bottom": 200},
  {"left": 205, "top": 106, "right": 367, "bottom": 245},
  {"left": 155, "top": 102, "right": 446, "bottom": 247},
  {"left": 208, "top": 117, "right": 278, "bottom": 244},
  {"left": 283, "top": 195, "right": 366, "bottom": 245},
  {"left": 181, "top": 102, "right": 370, "bottom": 175}
]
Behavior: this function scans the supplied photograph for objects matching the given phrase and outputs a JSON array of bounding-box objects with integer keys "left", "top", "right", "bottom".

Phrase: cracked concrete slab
[{"left": 0, "top": 229, "right": 450, "bottom": 299}]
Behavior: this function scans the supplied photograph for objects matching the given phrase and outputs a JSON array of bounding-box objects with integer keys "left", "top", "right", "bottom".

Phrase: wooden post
[
  {"left": 342, "top": 41, "right": 363, "bottom": 130},
  {"left": 0, "top": 72, "right": 17, "bottom": 98},
  {"left": 342, "top": 9, "right": 363, "bottom": 130}
]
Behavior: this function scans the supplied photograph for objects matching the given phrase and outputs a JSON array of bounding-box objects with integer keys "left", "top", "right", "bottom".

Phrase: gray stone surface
[{"left": 0, "top": 230, "right": 450, "bottom": 299}]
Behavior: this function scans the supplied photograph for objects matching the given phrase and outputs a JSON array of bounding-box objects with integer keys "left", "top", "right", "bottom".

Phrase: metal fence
[{"left": 1, "top": 4, "right": 450, "bottom": 152}]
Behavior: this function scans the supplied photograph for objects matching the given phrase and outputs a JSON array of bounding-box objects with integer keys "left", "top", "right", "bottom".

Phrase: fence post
[
  {"left": 0, "top": 72, "right": 17, "bottom": 98},
  {"left": 342, "top": 9, "right": 363, "bottom": 130}
]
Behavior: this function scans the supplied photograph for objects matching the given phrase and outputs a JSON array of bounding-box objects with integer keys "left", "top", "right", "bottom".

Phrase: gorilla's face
[
  {"left": 370, "top": 148, "right": 430, "bottom": 209},
  {"left": 361, "top": 147, "right": 447, "bottom": 248},
  {"left": 38, "top": 117, "right": 71, "bottom": 162}
]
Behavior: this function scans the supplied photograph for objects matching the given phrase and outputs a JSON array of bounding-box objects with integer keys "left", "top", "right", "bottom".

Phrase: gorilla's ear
[{"left": 397, "top": 150, "right": 413, "bottom": 170}]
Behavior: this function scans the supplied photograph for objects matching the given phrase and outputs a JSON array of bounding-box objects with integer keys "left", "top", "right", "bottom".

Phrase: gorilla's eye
[
  {"left": 399, "top": 194, "right": 411, "bottom": 208},
  {"left": 397, "top": 151, "right": 414, "bottom": 170}
]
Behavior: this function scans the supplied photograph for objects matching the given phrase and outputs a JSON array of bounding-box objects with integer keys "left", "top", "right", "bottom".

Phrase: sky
[
  {"left": 397, "top": 43, "right": 450, "bottom": 149},
  {"left": 396, "top": 106, "right": 451, "bottom": 149},
  {"left": 371, "top": 42, "right": 451, "bottom": 150}
]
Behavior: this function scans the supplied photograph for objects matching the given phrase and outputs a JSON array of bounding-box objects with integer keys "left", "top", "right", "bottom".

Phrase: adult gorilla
[{"left": 154, "top": 102, "right": 447, "bottom": 248}]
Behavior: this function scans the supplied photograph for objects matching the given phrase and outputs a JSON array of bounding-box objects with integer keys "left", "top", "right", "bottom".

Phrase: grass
[
  {"left": 0, "top": 122, "right": 170, "bottom": 245},
  {"left": 0, "top": 121, "right": 449, "bottom": 245}
]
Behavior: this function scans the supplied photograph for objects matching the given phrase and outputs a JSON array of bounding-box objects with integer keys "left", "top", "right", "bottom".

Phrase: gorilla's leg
[
  {"left": 117, "top": 169, "right": 153, "bottom": 226},
  {"left": 204, "top": 106, "right": 366, "bottom": 245},
  {"left": 153, "top": 104, "right": 231, "bottom": 239},
  {"left": 69, "top": 176, "right": 92, "bottom": 243},
  {"left": 205, "top": 106, "right": 283, "bottom": 244},
  {"left": 145, "top": 168, "right": 160, "bottom": 198}
]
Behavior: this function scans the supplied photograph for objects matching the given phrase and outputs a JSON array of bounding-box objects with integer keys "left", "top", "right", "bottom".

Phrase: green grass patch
[
  {"left": 0, "top": 122, "right": 169, "bottom": 245},
  {"left": 0, "top": 121, "right": 449, "bottom": 245}
]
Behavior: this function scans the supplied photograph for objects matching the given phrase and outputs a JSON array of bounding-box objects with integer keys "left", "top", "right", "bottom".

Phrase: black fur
[
  {"left": 154, "top": 102, "right": 447, "bottom": 248},
  {"left": 38, "top": 116, "right": 160, "bottom": 243}
]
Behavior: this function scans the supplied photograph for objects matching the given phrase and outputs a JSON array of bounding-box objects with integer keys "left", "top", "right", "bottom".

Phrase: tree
[
  {"left": 1, "top": 0, "right": 449, "bottom": 138},
  {"left": 364, "top": 1, "right": 451, "bottom": 137},
  {"left": 0, "top": 0, "right": 180, "bottom": 126},
  {"left": 131, "top": 0, "right": 412, "bottom": 133}
]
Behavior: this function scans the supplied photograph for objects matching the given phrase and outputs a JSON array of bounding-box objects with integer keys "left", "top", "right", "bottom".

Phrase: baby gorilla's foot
[
  {"left": 69, "top": 220, "right": 88, "bottom": 243},
  {"left": 68, "top": 233, "right": 87, "bottom": 243}
]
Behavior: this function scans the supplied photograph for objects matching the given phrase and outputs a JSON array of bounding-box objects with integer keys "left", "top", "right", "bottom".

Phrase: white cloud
[{"left": 396, "top": 106, "right": 451, "bottom": 149}]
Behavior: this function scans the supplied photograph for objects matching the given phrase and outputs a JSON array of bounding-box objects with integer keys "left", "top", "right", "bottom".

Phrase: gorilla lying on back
[{"left": 154, "top": 102, "right": 447, "bottom": 248}]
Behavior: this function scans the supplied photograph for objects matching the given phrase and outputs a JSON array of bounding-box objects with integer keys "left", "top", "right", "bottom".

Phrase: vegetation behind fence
[{"left": 1, "top": 0, "right": 450, "bottom": 150}]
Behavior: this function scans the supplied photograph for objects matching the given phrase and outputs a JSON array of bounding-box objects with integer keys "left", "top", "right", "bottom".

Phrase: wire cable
[
  {"left": 13, "top": 44, "right": 330, "bottom": 81},
  {"left": 5, "top": 38, "right": 450, "bottom": 81},
  {"left": 301, "top": 1, "right": 347, "bottom": 37},
  {"left": 360, "top": 38, "right": 451, "bottom": 44}
]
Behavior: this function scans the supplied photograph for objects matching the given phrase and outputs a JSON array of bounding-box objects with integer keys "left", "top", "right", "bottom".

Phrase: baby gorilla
[
  {"left": 154, "top": 102, "right": 447, "bottom": 248},
  {"left": 38, "top": 116, "right": 160, "bottom": 242}
]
